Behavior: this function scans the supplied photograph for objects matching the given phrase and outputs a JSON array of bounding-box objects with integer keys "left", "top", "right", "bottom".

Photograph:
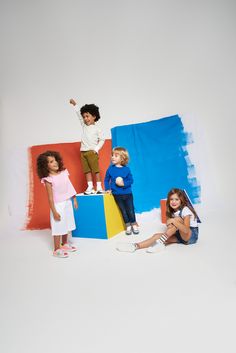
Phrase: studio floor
[{"left": 1, "top": 211, "right": 235, "bottom": 353}]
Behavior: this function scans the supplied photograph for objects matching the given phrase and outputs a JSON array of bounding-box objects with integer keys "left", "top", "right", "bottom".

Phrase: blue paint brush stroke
[{"left": 111, "top": 115, "right": 201, "bottom": 213}]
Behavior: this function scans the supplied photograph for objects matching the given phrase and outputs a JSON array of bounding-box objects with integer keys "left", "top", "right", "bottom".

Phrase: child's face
[
  {"left": 169, "top": 193, "right": 181, "bottom": 210},
  {"left": 111, "top": 152, "right": 122, "bottom": 166},
  {"left": 82, "top": 112, "right": 96, "bottom": 126},
  {"left": 47, "top": 156, "right": 59, "bottom": 173}
]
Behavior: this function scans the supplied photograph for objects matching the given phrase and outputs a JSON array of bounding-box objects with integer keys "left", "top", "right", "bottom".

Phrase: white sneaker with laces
[
  {"left": 96, "top": 189, "right": 104, "bottom": 194},
  {"left": 132, "top": 225, "right": 140, "bottom": 234},
  {"left": 125, "top": 225, "right": 132, "bottom": 235},
  {"left": 146, "top": 240, "right": 166, "bottom": 253},
  {"left": 116, "top": 242, "right": 137, "bottom": 252},
  {"left": 84, "top": 187, "right": 96, "bottom": 195}
]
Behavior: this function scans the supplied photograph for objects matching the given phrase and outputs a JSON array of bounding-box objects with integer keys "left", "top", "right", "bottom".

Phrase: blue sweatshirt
[{"left": 104, "top": 165, "right": 133, "bottom": 195}]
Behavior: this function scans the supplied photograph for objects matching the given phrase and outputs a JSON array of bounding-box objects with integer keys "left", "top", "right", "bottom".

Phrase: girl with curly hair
[
  {"left": 37, "top": 151, "right": 78, "bottom": 258},
  {"left": 69, "top": 98, "right": 105, "bottom": 195}
]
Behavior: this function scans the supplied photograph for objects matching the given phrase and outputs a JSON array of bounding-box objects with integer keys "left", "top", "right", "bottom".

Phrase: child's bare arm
[
  {"left": 73, "top": 195, "right": 78, "bottom": 209},
  {"left": 45, "top": 181, "right": 61, "bottom": 221}
]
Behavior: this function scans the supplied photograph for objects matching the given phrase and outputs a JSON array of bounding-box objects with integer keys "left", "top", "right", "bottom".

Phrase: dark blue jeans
[{"left": 113, "top": 193, "right": 136, "bottom": 225}]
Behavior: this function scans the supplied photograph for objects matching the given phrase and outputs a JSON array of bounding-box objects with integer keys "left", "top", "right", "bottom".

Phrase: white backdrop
[{"left": 1, "top": 0, "right": 236, "bottom": 227}]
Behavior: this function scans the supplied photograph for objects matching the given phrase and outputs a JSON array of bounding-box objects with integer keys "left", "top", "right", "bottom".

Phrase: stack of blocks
[{"left": 72, "top": 194, "right": 125, "bottom": 239}]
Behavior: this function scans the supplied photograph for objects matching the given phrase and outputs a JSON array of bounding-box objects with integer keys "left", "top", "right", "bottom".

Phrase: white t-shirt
[
  {"left": 74, "top": 106, "right": 105, "bottom": 153},
  {"left": 173, "top": 206, "right": 198, "bottom": 227}
]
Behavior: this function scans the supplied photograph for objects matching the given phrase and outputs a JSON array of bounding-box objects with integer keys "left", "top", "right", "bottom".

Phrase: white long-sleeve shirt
[{"left": 74, "top": 105, "right": 105, "bottom": 153}]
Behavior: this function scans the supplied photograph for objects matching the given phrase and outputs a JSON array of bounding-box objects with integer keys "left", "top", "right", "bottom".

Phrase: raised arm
[{"left": 69, "top": 98, "right": 84, "bottom": 126}]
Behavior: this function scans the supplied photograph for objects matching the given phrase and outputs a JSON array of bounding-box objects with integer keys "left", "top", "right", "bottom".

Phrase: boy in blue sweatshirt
[{"left": 104, "top": 147, "right": 139, "bottom": 235}]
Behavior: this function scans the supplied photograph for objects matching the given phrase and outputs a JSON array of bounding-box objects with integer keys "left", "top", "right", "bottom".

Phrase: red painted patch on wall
[{"left": 25, "top": 140, "right": 112, "bottom": 230}]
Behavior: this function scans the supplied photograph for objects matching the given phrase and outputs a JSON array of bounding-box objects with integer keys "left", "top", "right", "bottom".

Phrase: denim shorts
[{"left": 175, "top": 227, "right": 199, "bottom": 245}]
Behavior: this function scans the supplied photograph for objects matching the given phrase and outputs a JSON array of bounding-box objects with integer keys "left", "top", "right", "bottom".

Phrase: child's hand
[
  {"left": 115, "top": 177, "right": 124, "bottom": 187},
  {"left": 53, "top": 211, "right": 61, "bottom": 221},
  {"left": 73, "top": 197, "right": 78, "bottom": 209},
  {"left": 69, "top": 98, "right": 77, "bottom": 106},
  {"left": 166, "top": 218, "right": 174, "bottom": 226},
  {"left": 106, "top": 190, "right": 112, "bottom": 194}
]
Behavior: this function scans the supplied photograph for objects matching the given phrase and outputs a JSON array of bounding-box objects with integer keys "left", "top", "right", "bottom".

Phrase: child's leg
[
  {"left": 123, "top": 194, "right": 139, "bottom": 234},
  {"left": 136, "top": 233, "right": 162, "bottom": 249},
  {"left": 95, "top": 172, "right": 104, "bottom": 192},
  {"left": 53, "top": 235, "right": 69, "bottom": 257},
  {"left": 123, "top": 194, "right": 136, "bottom": 224},
  {"left": 85, "top": 172, "right": 93, "bottom": 182},
  {"left": 84, "top": 172, "right": 95, "bottom": 194},
  {"left": 54, "top": 235, "right": 61, "bottom": 251},
  {"left": 137, "top": 225, "right": 177, "bottom": 249},
  {"left": 95, "top": 172, "right": 101, "bottom": 182},
  {"left": 173, "top": 218, "right": 192, "bottom": 242},
  {"left": 61, "top": 234, "right": 68, "bottom": 245},
  {"left": 81, "top": 152, "right": 93, "bottom": 183},
  {"left": 87, "top": 151, "right": 100, "bottom": 182},
  {"left": 61, "top": 233, "right": 77, "bottom": 252},
  {"left": 165, "top": 235, "right": 179, "bottom": 244},
  {"left": 113, "top": 195, "right": 130, "bottom": 226}
]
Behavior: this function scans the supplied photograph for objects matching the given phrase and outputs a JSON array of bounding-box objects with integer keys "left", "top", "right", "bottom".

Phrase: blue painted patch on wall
[{"left": 111, "top": 115, "right": 201, "bottom": 213}]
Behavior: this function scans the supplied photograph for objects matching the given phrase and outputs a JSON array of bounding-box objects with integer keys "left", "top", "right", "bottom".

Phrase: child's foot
[
  {"left": 96, "top": 189, "right": 104, "bottom": 194},
  {"left": 53, "top": 249, "right": 69, "bottom": 258},
  {"left": 125, "top": 225, "right": 132, "bottom": 235},
  {"left": 61, "top": 243, "right": 77, "bottom": 252},
  {"left": 84, "top": 187, "right": 96, "bottom": 195},
  {"left": 146, "top": 240, "right": 166, "bottom": 253},
  {"left": 116, "top": 242, "right": 137, "bottom": 252},
  {"left": 132, "top": 224, "right": 140, "bottom": 234}
]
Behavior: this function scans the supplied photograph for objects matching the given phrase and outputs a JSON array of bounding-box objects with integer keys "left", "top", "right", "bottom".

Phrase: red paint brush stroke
[{"left": 25, "top": 140, "right": 112, "bottom": 230}]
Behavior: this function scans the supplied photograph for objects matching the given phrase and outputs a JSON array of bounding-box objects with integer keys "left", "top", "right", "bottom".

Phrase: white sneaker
[
  {"left": 116, "top": 242, "right": 137, "bottom": 253},
  {"left": 132, "top": 225, "right": 140, "bottom": 234},
  {"left": 84, "top": 187, "right": 96, "bottom": 195},
  {"left": 125, "top": 225, "right": 132, "bottom": 235},
  {"left": 146, "top": 240, "right": 166, "bottom": 253},
  {"left": 96, "top": 189, "right": 104, "bottom": 194}
]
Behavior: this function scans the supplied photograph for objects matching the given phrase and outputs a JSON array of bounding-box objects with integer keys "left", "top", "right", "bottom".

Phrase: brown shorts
[{"left": 81, "top": 150, "right": 100, "bottom": 174}]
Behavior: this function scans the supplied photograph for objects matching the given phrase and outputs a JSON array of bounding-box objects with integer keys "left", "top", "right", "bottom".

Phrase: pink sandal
[
  {"left": 61, "top": 243, "right": 77, "bottom": 252},
  {"left": 53, "top": 249, "right": 69, "bottom": 258}
]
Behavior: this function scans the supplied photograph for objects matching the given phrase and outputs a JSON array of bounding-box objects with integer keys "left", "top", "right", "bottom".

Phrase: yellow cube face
[{"left": 103, "top": 194, "right": 125, "bottom": 239}]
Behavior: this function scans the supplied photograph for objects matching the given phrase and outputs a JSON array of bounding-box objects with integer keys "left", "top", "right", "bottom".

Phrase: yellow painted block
[{"left": 103, "top": 194, "right": 125, "bottom": 238}]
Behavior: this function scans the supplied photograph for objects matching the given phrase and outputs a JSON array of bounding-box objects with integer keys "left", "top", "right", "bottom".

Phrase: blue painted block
[
  {"left": 72, "top": 194, "right": 125, "bottom": 239},
  {"left": 72, "top": 194, "right": 107, "bottom": 239}
]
